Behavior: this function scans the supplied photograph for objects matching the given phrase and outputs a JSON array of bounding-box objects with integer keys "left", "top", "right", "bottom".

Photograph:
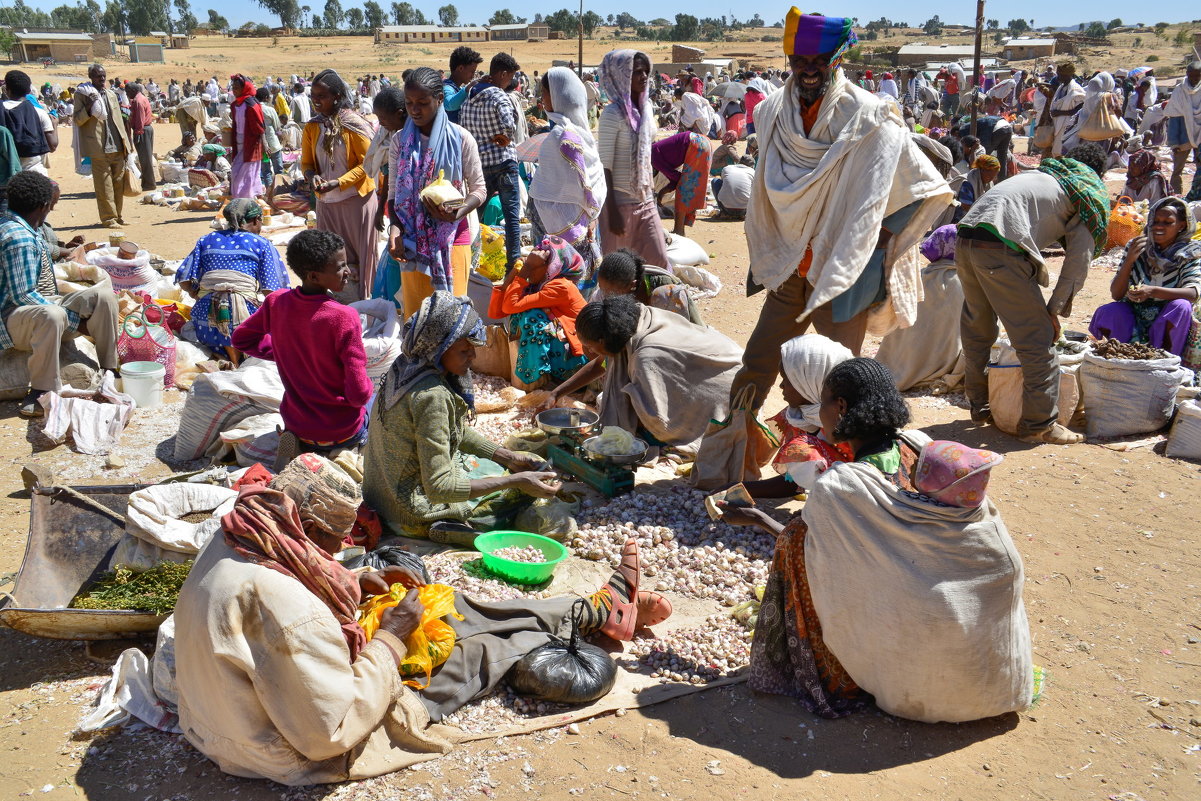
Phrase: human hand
[
  {"left": 504, "top": 449, "right": 549, "bottom": 473},
  {"left": 492, "top": 133, "right": 511, "bottom": 147},
  {"left": 1126, "top": 235, "right": 1147, "bottom": 262},
  {"left": 388, "top": 227, "right": 404, "bottom": 259},
  {"left": 379, "top": 589, "right": 424, "bottom": 641},
  {"left": 608, "top": 211, "right": 626, "bottom": 237},
  {"left": 537, "top": 391, "right": 559, "bottom": 411},
  {"left": 65, "top": 234, "right": 86, "bottom": 248},
  {"left": 513, "top": 471, "right": 561, "bottom": 498},
  {"left": 1048, "top": 308, "right": 1062, "bottom": 340},
  {"left": 358, "top": 570, "right": 392, "bottom": 597},
  {"left": 1126, "top": 284, "right": 1152, "bottom": 303},
  {"left": 421, "top": 195, "right": 458, "bottom": 222},
  {"left": 716, "top": 500, "right": 762, "bottom": 528},
  {"left": 376, "top": 564, "right": 426, "bottom": 590}
]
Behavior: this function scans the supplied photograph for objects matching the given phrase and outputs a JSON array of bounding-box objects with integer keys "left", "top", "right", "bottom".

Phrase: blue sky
[{"left": 18, "top": 1, "right": 1189, "bottom": 30}]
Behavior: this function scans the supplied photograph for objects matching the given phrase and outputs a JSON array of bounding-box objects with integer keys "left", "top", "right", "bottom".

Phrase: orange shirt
[
  {"left": 794, "top": 95, "right": 824, "bottom": 276},
  {"left": 488, "top": 276, "right": 586, "bottom": 356}
]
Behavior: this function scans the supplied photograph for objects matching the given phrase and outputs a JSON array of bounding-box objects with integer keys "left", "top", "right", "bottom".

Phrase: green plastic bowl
[{"left": 475, "top": 530, "right": 569, "bottom": 585}]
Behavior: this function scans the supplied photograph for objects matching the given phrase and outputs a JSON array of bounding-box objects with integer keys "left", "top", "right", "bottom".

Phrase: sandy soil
[{"left": 1, "top": 37, "right": 1200, "bottom": 801}]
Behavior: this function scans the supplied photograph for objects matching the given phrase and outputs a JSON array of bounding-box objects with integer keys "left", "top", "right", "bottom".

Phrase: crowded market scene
[{"left": 0, "top": 3, "right": 1198, "bottom": 799}]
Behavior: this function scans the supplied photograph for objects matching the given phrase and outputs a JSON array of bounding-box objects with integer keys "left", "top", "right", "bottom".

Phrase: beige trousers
[
  {"left": 89, "top": 149, "right": 126, "bottom": 224},
  {"left": 4, "top": 282, "right": 120, "bottom": 392},
  {"left": 956, "top": 238, "right": 1059, "bottom": 436},
  {"left": 728, "top": 271, "right": 868, "bottom": 409}
]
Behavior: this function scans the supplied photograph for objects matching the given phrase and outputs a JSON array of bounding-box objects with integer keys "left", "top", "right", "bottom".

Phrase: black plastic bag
[
  {"left": 342, "top": 545, "right": 430, "bottom": 583},
  {"left": 506, "top": 607, "right": 618, "bottom": 704}
]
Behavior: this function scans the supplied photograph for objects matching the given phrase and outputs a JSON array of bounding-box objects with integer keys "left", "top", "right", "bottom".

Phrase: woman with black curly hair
[
  {"left": 720, "top": 357, "right": 1034, "bottom": 725},
  {"left": 542, "top": 294, "right": 741, "bottom": 450}
]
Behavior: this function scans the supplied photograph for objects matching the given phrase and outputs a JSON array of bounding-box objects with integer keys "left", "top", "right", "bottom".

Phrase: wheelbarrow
[{"left": 0, "top": 483, "right": 167, "bottom": 640}]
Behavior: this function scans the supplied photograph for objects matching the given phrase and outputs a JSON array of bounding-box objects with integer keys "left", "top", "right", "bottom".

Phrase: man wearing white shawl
[
  {"left": 1047, "top": 63, "right": 1085, "bottom": 156},
  {"left": 732, "top": 8, "right": 952, "bottom": 409},
  {"left": 1166, "top": 61, "right": 1201, "bottom": 198}
]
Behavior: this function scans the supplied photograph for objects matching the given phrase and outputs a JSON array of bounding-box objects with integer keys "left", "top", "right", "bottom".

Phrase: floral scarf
[
  {"left": 599, "top": 49, "right": 656, "bottom": 200},
  {"left": 393, "top": 107, "right": 465, "bottom": 287},
  {"left": 534, "top": 235, "right": 585, "bottom": 289}
]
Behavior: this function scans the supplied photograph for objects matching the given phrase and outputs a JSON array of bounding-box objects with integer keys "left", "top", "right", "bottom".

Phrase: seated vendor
[
  {"left": 737, "top": 334, "right": 855, "bottom": 500},
  {"left": 488, "top": 236, "right": 588, "bottom": 386},
  {"left": 362, "top": 292, "right": 563, "bottom": 545},
  {"left": 1089, "top": 197, "right": 1200, "bottom": 358},
  {"left": 0, "top": 171, "right": 118, "bottom": 417},
  {"left": 719, "top": 358, "right": 1033, "bottom": 723},
  {"left": 167, "top": 131, "right": 203, "bottom": 165},
  {"left": 173, "top": 454, "right": 670, "bottom": 786},
  {"left": 595, "top": 249, "right": 702, "bottom": 324},
  {"left": 541, "top": 295, "right": 742, "bottom": 452},
  {"left": 194, "top": 143, "right": 231, "bottom": 179},
  {"left": 39, "top": 180, "right": 85, "bottom": 262}
]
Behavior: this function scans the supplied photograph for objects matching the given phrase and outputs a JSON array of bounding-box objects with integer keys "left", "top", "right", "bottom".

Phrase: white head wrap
[{"left": 779, "top": 334, "right": 855, "bottom": 432}]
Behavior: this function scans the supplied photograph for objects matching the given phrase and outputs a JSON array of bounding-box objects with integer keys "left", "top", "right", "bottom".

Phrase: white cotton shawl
[
  {"left": 744, "top": 70, "right": 953, "bottom": 331},
  {"left": 780, "top": 334, "right": 853, "bottom": 431},
  {"left": 1050, "top": 78, "right": 1086, "bottom": 153},
  {"left": 529, "top": 67, "right": 607, "bottom": 236},
  {"left": 1165, "top": 78, "right": 1201, "bottom": 148},
  {"left": 878, "top": 78, "right": 899, "bottom": 98}
]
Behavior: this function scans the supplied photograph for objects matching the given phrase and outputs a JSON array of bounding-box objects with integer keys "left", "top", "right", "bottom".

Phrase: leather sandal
[
  {"left": 1019, "top": 423, "right": 1083, "bottom": 445},
  {"left": 600, "top": 538, "right": 640, "bottom": 641}
]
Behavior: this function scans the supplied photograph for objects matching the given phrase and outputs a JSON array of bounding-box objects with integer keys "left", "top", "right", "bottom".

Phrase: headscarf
[
  {"left": 380, "top": 291, "right": 485, "bottom": 411},
  {"left": 721, "top": 130, "right": 738, "bottom": 147},
  {"left": 782, "top": 8, "right": 857, "bottom": 68},
  {"left": 229, "top": 73, "right": 255, "bottom": 106},
  {"left": 779, "top": 334, "right": 854, "bottom": 432},
  {"left": 920, "top": 224, "right": 958, "bottom": 263},
  {"left": 529, "top": 67, "right": 606, "bottom": 234},
  {"left": 222, "top": 459, "right": 365, "bottom": 662},
  {"left": 312, "top": 69, "right": 375, "bottom": 157},
  {"left": 1080, "top": 71, "right": 1115, "bottom": 121},
  {"left": 201, "top": 143, "right": 227, "bottom": 157},
  {"left": 1124, "top": 149, "right": 1165, "bottom": 192},
  {"left": 1143, "top": 197, "right": 1201, "bottom": 276},
  {"left": 915, "top": 441, "right": 1004, "bottom": 508},
  {"left": 536, "top": 235, "right": 585, "bottom": 287},
  {"left": 1038, "top": 157, "right": 1109, "bottom": 256},
  {"left": 599, "top": 49, "right": 655, "bottom": 200},
  {"left": 972, "top": 154, "right": 1000, "bottom": 170},
  {"left": 222, "top": 198, "right": 263, "bottom": 230}
]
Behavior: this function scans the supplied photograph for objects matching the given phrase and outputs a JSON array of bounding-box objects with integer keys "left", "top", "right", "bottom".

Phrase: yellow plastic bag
[
  {"left": 418, "top": 169, "right": 464, "bottom": 206},
  {"left": 479, "top": 225, "right": 508, "bottom": 281},
  {"left": 358, "top": 582, "right": 465, "bottom": 688}
]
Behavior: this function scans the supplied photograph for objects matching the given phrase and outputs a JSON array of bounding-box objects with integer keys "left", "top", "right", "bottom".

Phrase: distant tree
[
  {"left": 1007, "top": 18, "right": 1030, "bottom": 34},
  {"left": 322, "top": 0, "right": 343, "bottom": 28},
  {"left": 127, "top": 0, "right": 167, "bottom": 35},
  {"left": 174, "top": 0, "right": 198, "bottom": 34},
  {"left": 206, "top": 8, "right": 228, "bottom": 32},
  {"left": 748, "top": 13, "right": 763, "bottom": 27},
  {"left": 488, "top": 9, "right": 516, "bottom": 26},
  {"left": 607, "top": 13, "right": 614, "bottom": 26},
  {"left": 1084, "top": 21, "right": 1107, "bottom": 38},
  {"left": 390, "top": 2, "right": 424, "bottom": 24},
  {"left": 922, "top": 15, "right": 942, "bottom": 36},
  {"left": 615, "top": 12, "right": 638, "bottom": 31},
  {"left": 544, "top": 9, "right": 577, "bottom": 35},
  {"left": 363, "top": 0, "right": 383, "bottom": 27},
  {"left": 438, "top": 4, "right": 457, "bottom": 26},
  {"left": 582, "top": 10, "right": 602, "bottom": 36},
  {"left": 533, "top": 13, "right": 543, "bottom": 24},
  {"left": 986, "top": 19, "right": 999, "bottom": 30},
  {"left": 255, "top": 0, "right": 303, "bottom": 29},
  {"left": 0, "top": 28, "right": 17, "bottom": 58},
  {"left": 1107, "top": 18, "right": 1122, "bottom": 29},
  {"left": 649, "top": 18, "right": 669, "bottom": 27},
  {"left": 346, "top": 6, "right": 363, "bottom": 27}
]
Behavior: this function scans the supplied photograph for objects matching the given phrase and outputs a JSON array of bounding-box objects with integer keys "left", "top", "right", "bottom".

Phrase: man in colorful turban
[{"left": 734, "top": 7, "right": 953, "bottom": 411}]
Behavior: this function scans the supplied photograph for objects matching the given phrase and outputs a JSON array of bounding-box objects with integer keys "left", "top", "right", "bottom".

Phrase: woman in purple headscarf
[
  {"left": 874, "top": 224, "right": 966, "bottom": 391},
  {"left": 596, "top": 49, "right": 672, "bottom": 269}
]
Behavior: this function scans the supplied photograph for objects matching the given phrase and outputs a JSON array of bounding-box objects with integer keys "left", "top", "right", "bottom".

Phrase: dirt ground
[{"left": 1, "top": 32, "right": 1200, "bottom": 801}]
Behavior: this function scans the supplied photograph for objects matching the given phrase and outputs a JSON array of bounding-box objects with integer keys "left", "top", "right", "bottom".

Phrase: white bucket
[{"left": 120, "top": 361, "right": 165, "bottom": 409}]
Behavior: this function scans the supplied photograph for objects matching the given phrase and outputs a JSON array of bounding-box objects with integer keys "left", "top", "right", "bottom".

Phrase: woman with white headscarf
[
  {"left": 528, "top": 67, "right": 608, "bottom": 294},
  {"left": 1062, "top": 71, "right": 1129, "bottom": 152},
  {"left": 731, "top": 334, "right": 855, "bottom": 500},
  {"left": 597, "top": 49, "right": 671, "bottom": 269}
]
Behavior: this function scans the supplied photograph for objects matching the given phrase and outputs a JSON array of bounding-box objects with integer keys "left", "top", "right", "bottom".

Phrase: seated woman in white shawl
[
  {"left": 528, "top": 67, "right": 607, "bottom": 294},
  {"left": 718, "top": 358, "right": 1034, "bottom": 723},
  {"left": 542, "top": 295, "right": 743, "bottom": 450}
]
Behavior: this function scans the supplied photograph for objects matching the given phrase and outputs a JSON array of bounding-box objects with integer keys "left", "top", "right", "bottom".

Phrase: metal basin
[
  {"left": 534, "top": 408, "right": 599, "bottom": 436},
  {"left": 582, "top": 435, "right": 649, "bottom": 466}
]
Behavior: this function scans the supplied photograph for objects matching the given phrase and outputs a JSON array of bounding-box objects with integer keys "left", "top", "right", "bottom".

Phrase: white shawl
[
  {"left": 779, "top": 334, "right": 853, "bottom": 431},
  {"left": 744, "top": 70, "right": 952, "bottom": 330},
  {"left": 529, "top": 68, "right": 607, "bottom": 236},
  {"left": 1165, "top": 77, "right": 1201, "bottom": 149},
  {"left": 1050, "top": 78, "right": 1086, "bottom": 154}
]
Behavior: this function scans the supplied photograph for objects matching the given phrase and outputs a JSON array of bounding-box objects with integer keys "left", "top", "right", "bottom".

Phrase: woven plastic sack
[
  {"left": 1032, "top": 109, "right": 1054, "bottom": 151},
  {"left": 86, "top": 246, "right": 158, "bottom": 293},
  {"left": 479, "top": 225, "right": 507, "bottom": 281},
  {"left": 1166, "top": 399, "right": 1201, "bottom": 460},
  {"left": 1079, "top": 93, "right": 1126, "bottom": 141},
  {"left": 690, "top": 385, "right": 780, "bottom": 490},
  {"left": 1079, "top": 351, "right": 1193, "bottom": 438},
  {"left": 358, "top": 583, "right": 464, "bottom": 689},
  {"left": 1182, "top": 315, "right": 1201, "bottom": 373},
  {"left": 1106, "top": 197, "right": 1144, "bottom": 250},
  {"left": 989, "top": 342, "right": 1089, "bottom": 434},
  {"left": 117, "top": 309, "right": 177, "bottom": 387}
]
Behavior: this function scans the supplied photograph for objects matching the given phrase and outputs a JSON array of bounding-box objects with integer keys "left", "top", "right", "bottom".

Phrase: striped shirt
[{"left": 597, "top": 104, "right": 647, "bottom": 204}]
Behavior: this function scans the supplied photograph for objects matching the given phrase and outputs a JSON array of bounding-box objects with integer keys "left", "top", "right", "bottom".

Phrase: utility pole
[
  {"left": 970, "top": 0, "right": 984, "bottom": 136},
  {"left": 577, "top": 0, "right": 584, "bottom": 78}
]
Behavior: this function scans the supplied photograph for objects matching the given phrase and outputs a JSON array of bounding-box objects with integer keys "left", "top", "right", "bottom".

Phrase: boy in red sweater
[{"left": 232, "top": 230, "right": 374, "bottom": 469}]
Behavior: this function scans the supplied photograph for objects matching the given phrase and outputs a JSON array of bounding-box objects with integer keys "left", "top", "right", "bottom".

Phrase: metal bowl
[
  {"left": 534, "top": 408, "right": 599, "bottom": 436},
  {"left": 582, "top": 435, "right": 649, "bottom": 466}
]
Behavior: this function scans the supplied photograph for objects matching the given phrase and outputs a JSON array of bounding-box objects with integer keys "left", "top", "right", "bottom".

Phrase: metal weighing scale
[{"left": 535, "top": 409, "right": 641, "bottom": 498}]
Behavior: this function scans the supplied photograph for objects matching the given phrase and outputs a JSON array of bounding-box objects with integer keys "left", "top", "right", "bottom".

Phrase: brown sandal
[{"left": 600, "top": 538, "right": 640, "bottom": 641}]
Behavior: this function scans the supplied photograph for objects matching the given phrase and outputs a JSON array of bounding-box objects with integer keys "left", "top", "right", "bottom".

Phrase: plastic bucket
[
  {"left": 474, "top": 531, "right": 568, "bottom": 585},
  {"left": 120, "top": 361, "right": 165, "bottom": 409}
]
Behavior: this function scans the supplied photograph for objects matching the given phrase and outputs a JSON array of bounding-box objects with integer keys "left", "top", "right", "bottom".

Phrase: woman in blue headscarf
[{"left": 387, "top": 67, "right": 486, "bottom": 319}]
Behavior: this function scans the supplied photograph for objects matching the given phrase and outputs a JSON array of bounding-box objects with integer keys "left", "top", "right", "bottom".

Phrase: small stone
[
  {"left": 1093, "top": 566, "right": 1103, "bottom": 573},
  {"left": 20, "top": 463, "right": 54, "bottom": 491},
  {"left": 1187, "top": 636, "right": 1198, "bottom": 644},
  {"left": 522, "top": 761, "right": 535, "bottom": 776},
  {"left": 614, "top": 765, "right": 627, "bottom": 773},
  {"left": 982, "top": 763, "right": 991, "bottom": 771},
  {"left": 615, "top": 708, "right": 627, "bottom": 717},
  {"left": 566, "top": 723, "right": 581, "bottom": 735},
  {"left": 104, "top": 454, "right": 125, "bottom": 469}
]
